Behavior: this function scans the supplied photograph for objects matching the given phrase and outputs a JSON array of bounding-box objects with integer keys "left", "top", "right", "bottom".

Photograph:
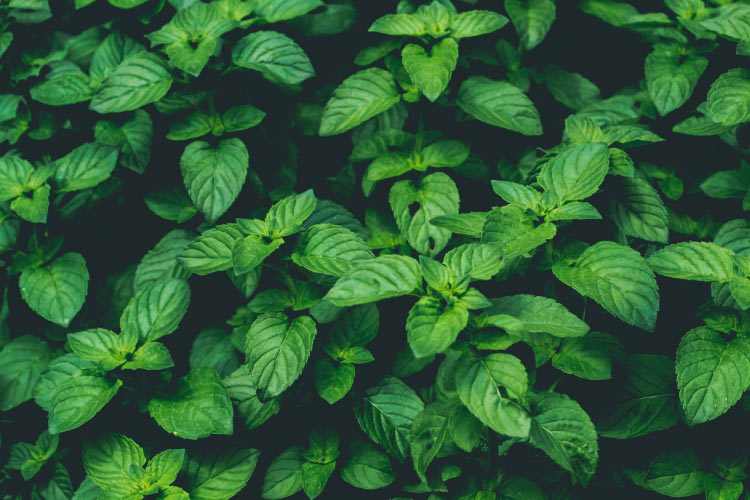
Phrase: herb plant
[{"left": 1, "top": 0, "right": 749, "bottom": 499}]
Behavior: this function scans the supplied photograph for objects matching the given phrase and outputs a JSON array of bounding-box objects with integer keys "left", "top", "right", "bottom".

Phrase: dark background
[{"left": 1, "top": 0, "right": 746, "bottom": 498}]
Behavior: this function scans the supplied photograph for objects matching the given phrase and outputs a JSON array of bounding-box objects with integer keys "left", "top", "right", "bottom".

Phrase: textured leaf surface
[
  {"left": 325, "top": 255, "right": 421, "bottom": 306},
  {"left": 20, "top": 252, "right": 89, "bottom": 327},
  {"left": 232, "top": 31, "right": 314, "bottom": 85},
  {"left": 457, "top": 76, "right": 542, "bottom": 135},
  {"left": 648, "top": 242, "right": 736, "bottom": 282}
]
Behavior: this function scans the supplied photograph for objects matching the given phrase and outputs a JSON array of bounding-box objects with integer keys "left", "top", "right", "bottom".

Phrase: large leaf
[
  {"left": 389, "top": 171, "right": 459, "bottom": 256},
  {"left": 611, "top": 176, "right": 669, "bottom": 243},
  {"left": 254, "top": 0, "right": 323, "bottom": 22},
  {"left": 552, "top": 241, "right": 659, "bottom": 331},
  {"left": 232, "top": 31, "right": 314, "bottom": 85},
  {"left": 83, "top": 433, "right": 145, "bottom": 495},
  {"left": 90, "top": 52, "right": 173, "bottom": 113},
  {"left": 484, "top": 295, "right": 589, "bottom": 337},
  {"left": 505, "top": 0, "right": 557, "bottom": 50},
  {"left": 675, "top": 327, "right": 750, "bottom": 426},
  {"left": 406, "top": 297, "right": 468, "bottom": 358},
  {"left": 340, "top": 441, "right": 395, "bottom": 490},
  {"left": 20, "top": 252, "right": 89, "bottom": 327},
  {"left": 261, "top": 446, "right": 304, "bottom": 499},
  {"left": 353, "top": 377, "right": 424, "bottom": 462},
  {"left": 648, "top": 242, "right": 736, "bottom": 282},
  {"left": 0, "top": 336, "right": 51, "bottom": 411},
  {"left": 184, "top": 448, "right": 260, "bottom": 500},
  {"left": 706, "top": 68, "right": 750, "bottom": 127},
  {"left": 324, "top": 255, "right": 421, "bottom": 306},
  {"left": 457, "top": 76, "right": 542, "bottom": 135},
  {"left": 292, "top": 223, "right": 374, "bottom": 276},
  {"left": 645, "top": 44, "right": 707, "bottom": 116},
  {"left": 178, "top": 224, "right": 244, "bottom": 275},
  {"left": 180, "top": 139, "right": 249, "bottom": 224},
  {"left": 134, "top": 229, "right": 194, "bottom": 290},
  {"left": 537, "top": 143, "right": 610, "bottom": 205},
  {"left": 643, "top": 449, "right": 705, "bottom": 497},
  {"left": 48, "top": 375, "right": 122, "bottom": 434},
  {"left": 52, "top": 142, "right": 119, "bottom": 193},
  {"left": 119, "top": 278, "right": 191, "bottom": 341},
  {"left": 148, "top": 367, "right": 234, "bottom": 439},
  {"left": 319, "top": 68, "right": 401, "bottom": 136},
  {"left": 245, "top": 313, "right": 317, "bottom": 400},
  {"left": 401, "top": 38, "right": 458, "bottom": 102},
  {"left": 454, "top": 351, "right": 531, "bottom": 438},
  {"left": 529, "top": 392, "right": 598, "bottom": 486}
]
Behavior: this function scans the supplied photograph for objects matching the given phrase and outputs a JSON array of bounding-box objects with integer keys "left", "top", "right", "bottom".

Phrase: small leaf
[
  {"left": 645, "top": 44, "right": 707, "bottom": 116},
  {"left": 293, "top": 224, "right": 374, "bottom": 276},
  {"left": 537, "top": 143, "right": 610, "bottom": 205},
  {"left": 611, "top": 177, "right": 669, "bottom": 243},
  {"left": 457, "top": 76, "right": 542, "bottom": 135},
  {"left": 505, "top": 0, "right": 557, "bottom": 50},
  {"left": 401, "top": 38, "right": 458, "bottom": 102},
  {"left": 48, "top": 375, "right": 122, "bottom": 434},
  {"left": 20, "top": 252, "right": 89, "bottom": 327},
  {"left": 644, "top": 449, "right": 705, "bottom": 497},
  {"left": 340, "top": 441, "right": 395, "bottom": 490},
  {"left": 184, "top": 448, "right": 260, "bottom": 500},
  {"left": 0, "top": 336, "right": 52, "bottom": 411},
  {"left": 52, "top": 142, "right": 119, "bottom": 192},
  {"left": 120, "top": 278, "right": 191, "bottom": 341},
  {"left": 83, "top": 433, "right": 145, "bottom": 495},
  {"left": 90, "top": 52, "right": 173, "bottom": 114},
  {"left": 315, "top": 359, "right": 355, "bottom": 404},
  {"left": 261, "top": 446, "right": 305, "bottom": 499},
  {"left": 706, "top": 68, "right": 750, "bottom": 127},
  {"left": 485, "top": 295, "right": 589, "bottom": 337},
  {"left": 232, "top": 31, "right": 314, "bottom": 85},
  {"left": 449, "top": 10, "right": 509, "bottom": 38},
  {"left": 406, "top": 297, "right": 468, "bottom": 358},
  {"left": 324, "top": 255, "right": 421, "bottom": 307},
  {"left": 179, "top": 224, "right": 244, "bottom": 275}
]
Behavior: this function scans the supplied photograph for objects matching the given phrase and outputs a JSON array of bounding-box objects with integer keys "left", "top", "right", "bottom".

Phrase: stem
[
  {"left": 413, "top": 114, "right": 425, "bottom": 154},
  {"left": 582, "top": 297, "right": 588, "bottom": 322},
  {"left": 548, "top": 375, "right": 563, "bottom": 393}
]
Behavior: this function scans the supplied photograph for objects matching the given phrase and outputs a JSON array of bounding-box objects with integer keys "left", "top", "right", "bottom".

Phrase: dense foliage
[{"left": 1, "top": 0, "right": 750, "bottom": 498}]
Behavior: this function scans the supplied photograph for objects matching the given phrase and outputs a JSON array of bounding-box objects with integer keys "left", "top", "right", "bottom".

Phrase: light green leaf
[
  {"left": 119, "top": 278, "right": 191, "bottom": 341},
  {"left": 52, "top": 142, "right": 119, "bottom": 192},
  {"left": 149, "top": 366, "right": 234, "bottom": 439},
  {"left": 145, "top": 449, "right": 185, "bottom": 489},
  {"left": 245, "top": 313, "right": 317, "bottom": 400},
  {"left": 353, "top": 377, "right": 424, "bottom": 462},
  {"left": 0, "top": 336, "right": 51, "bottom": 411},
  {"left": 420, "top": 139, "right": 470, "bottom": 168},
  {"left": 406, "top": 297, "right": 468, "bottom": 358},
  {"left": 293, "top": 224, "right": 374, "bottom": 276},
  {"left": 189, "top": 328, "right": 240, "bottom": 378},
  {"left": 442, "top": 243, "right": 503, "bottom": 282},
  {"left": 134, "top": 229, "right": 194, "bottom": 290},
  {"left": 232, "top": 31, "right": 314, "bottom": 85},
  {"left": 179, "top": 224, "right": 244, "bottom": 275},
  {"left": 449, "top": 10, "right": 509, "bottom": 38},
  {"left": 89, "top": 31, "right": 144, "bottom": 85},
  {"left": 222, "top": 104, "right": 266, "bottom": 132},
  {"left": 648, "top": 241, "right": 735, "bottom": 282},
  {"left": 11, "top": 184, "right": 50, "bottom": 223},
  {"left": 261, "top": 446, "right": 304, "bottom": 499},
  {"left": 529, "top": 392, "right": 598, "bottom": 486},
  {"left": 83, "top": 433, "right": 145, "bottom": 495},
  {"left": 48, "top": 375, "right": 122, "bottom": 434},
  {"left": 254, "top": 0, "right": 323, "bottom": 22},
  {"left": 676, "top": 327, "right": 750, "bottom": 426},
  {"left": 0, "top": 156, "right": 32, "bottom": 201},
  {"left": 20, "top": 252, "right": 89, "bottom": 327},
  {"left": 265, "top": 189, "right": 317, "bottom": 237},
  {"left": 551, "top": 332, "right": 622, "bottom": 380},
  {"left": 222, "top": 365, "right": 281, "bottom": 431},
  {"left": 505, "top": 0, "right": 556, "bottom": 50},
  {"left": 645, "top": 44, "right": 707, "bottom": 116},
  {"left": 369, "top": 14, "right": 427, "bottom": 36},
  {"left": 699, "top": 4, "right": 750, "bottom": 43},
  {"left": 390, "top": 171, "right": 459, "bottom": 256},
  {"left": 481, "top": 205, "right": 556, "bottom": 258},
  {"left": 552, "top": 241, "right": 659, "bottom": 331},
  {"left": 324, "top": 255, "right": 421, "bottom": 307},
  {"left": 546, "top": 201, "right": 601, "bottom": 222},
  {"left": 457, "top": 76, "right": 543, "bottom": 135},
  {"left": 184, "top": 448, "right": 260, "bottom": 500},
  {"left": 122, "top": 341, "right": 174, "bottom": 371},
  {"left": 301, "top": 462, "right": 334, "bottom": 500},
  {"left": 611, "top": 177, "right": 669, "bottom": 243},
  {"left": 181, "top": 139, "right": 249, "bottom": 224},
  {"left": 340, "top": 440, "right": 395, "bottom": 490},
  {"left": 644, "top": 449, "right": 705, "bottom": 497},
  {"left": 90, "top": 52, "right": 173, "bottom": 114},
  {"left": 706, "top": 68, "right": 750, "bottom": 127},
  {"left": 537, "top": 143, "right": 610, "bottom": 205},
  {"left": 319, "top": 68, "right": 401, "bottom": 136},
  {"left": 430, "top": 212, "right": 486, "bottom": 238},
  {"left": 30, "top": 67, "right": 94, "bottom": 106},
  {"left": 67, "top": 328, "right": 130, "bottom": 371},
  {"left": 94, "top": 109, "right": 153, "bottom": 174},
  {"left": 455, "top": 352, "right": 527, "bottom": 434},
  {"left": 232, "top": 235, "right": 283, "bottom": 275},
  {"left": 401, "top": 38, "right": 458, "bottom": 102},
  {"left": 598, "top": 354, "right": 679, "bottom": 439},
  {"left": 315, "top": 359, "right": 355, "bottom": 404},
  {"left": 491, "top": 180, "right": 541, "bottom": 210},
  {"left": 410, "top": 401, "right": 451, "bottom": 482},
  {"left": 485, "top": 295, "right": 589, "bottom": 337}
]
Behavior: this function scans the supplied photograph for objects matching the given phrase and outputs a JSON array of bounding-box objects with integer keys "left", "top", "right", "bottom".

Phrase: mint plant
[{"left": 1, "top": 0, "right": 750, "bottom": 499}]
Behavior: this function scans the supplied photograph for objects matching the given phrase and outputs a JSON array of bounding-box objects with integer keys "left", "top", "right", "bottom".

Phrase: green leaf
[
  {"left": 491, "top": 180, "right": 541, "bottom": 210},
  {"left": 120, "top": 278, "right": 191, "bottom": 341},
  {"left": 89, "top": 32, "right": 145, "bottom": 85},
  {"left": 401, "top": 38, "right": 458, "bottom": 102},
  {"left": 122, "top": 341, "right": 174, "bottom": 371},
  {"left": 222, "top": 105, "right": 266, "bottom": 132},
  {"left": 254, "top": 0, "right": 323, "bottom": 22},
  {"left": 645, "top": 44, "right": 707, "bottom": 116},
  {"left": 598, "top": 354, "right": 679, "bottom": 439},
  {"left": 537, "top": 143, "right": 610, "bottom": 205},
  {"left": 706, "top": 68, "right": 750, "bottom": 127},
  {"left": 611, "top": 177, "right": 669, "bottom": 243},
  {"left": 83, "top": 433, "right": 145, "bottom": 495},
  {"left": 457, "top": 76, "right": 543, "bottom": 135},
  {"left": 676, "top": 327, "right": 750, "bottom": 426},
  {"left": 442, "top": 243, "right": 503, "bottom": 281},
  {"left": 406, "top": 297, "right": 468, "bottom": 358},
  {"left": 699, "top": 4, "right": 750, "bottom": 43},
  {"left": 410, "top": 401, "right": 451, "bottom": 482},
  {"left": 454, "top": 351, "right": 531, "bottom": 438},
  {"left": 551, "top": 332, "right": 622, "bottom": 380},
  {"left": 482, "top": 205, "right": 556, "bottom": 258},
  {"left": 261, "top": 446, "right": 305, "bottom": 499},
  {"left": 232, "top": 235, "right": 283, "bottom": 275},
  {"left": 67, "top": 328, "right": 130, "bottom": 371},
  {"left": 324, "top": 255, "right": 421, "bottom": 307},
  {"left": 420, "top": 139, "right": 470, "bottom": 168},
  {"left": 353, "top": 377, "right": 424, "bottom": 462},
  {"left": 90, "top": 52, "right": 173, "bottom": 114},
  {"left": 11, "top": 184, "right": 50, "bottom": 223},
  {"left": 181, "top": 139, "right": 249, "bottom": 224},
  {"left": 340, "top": 440, "right": 395, "bottom": 490},
  {"left": 704, "top": 474, "right": 744, "bottom": 500},
  {"left": 293, "top": 224, "right": 374, "bottom": 276},
  {"left": 232, "top": 31, "right": 314, "bottom": 85},
  {"left": 245, "top": 313, "right": 317, "bottom": 400},
  {"left": 48, "top": 375, "right": 122, "bottom": 434},
  {"left": 552, "top": 241, "right": 659, "bottom": 332},
  {"left": 542, "top": 65, "right": 601, "bottom": 111},
  {"left": 430, "top": 212, "right": 486, "bottom": 238},
  {"left": 20, "top": 252, "right": 89, "bottom": 327},
  {"left": 648, "top": 242, "right": 736, "bottom": 282},
  {"left": 369, "top": 14, "right": 427, "bottom": 36},
  {"left": 222, "top": 364, "right": 281, "bottom": 430},
  {"left": 179, "top": 224, "right": 244, "bottom": 275},
  {"left": 52, "top": 142, "right": 119, "bottom": 192},
  {"left": 189, "top": 328, "right": 240, "bottom": 378},
  {"left": 149, "top": 367, "right": 234, "bottom": 439},
  {"left": 485, "top": 295, "right": 589, "bottom": 337},
  {"left": 529, "top": 392, "right": 598, "bottom": 486},
  {"left": 644, "top": 449, "right": 705, "bottom": 497},
  {"left": 545, "top": 201, "right": 601, "bottom": 222},
  {"left": 134, "top": 229, "right": 194, "bottom": 290},
  {"left": 0, "top": 335, "right": 51, "bottom": 411},
  {"left": 144, "top": 185, "right": 198, "bottom": 223},
  {"left": 265, "top": 189, "right": 317, "bottom": 237},
  {"left": 505, "top": 0, "right": 557, "bottom": 50},
  {"left": 315, "top": 359, "right": 355, "bottom": 404},
  {"left": 94, "top": 109, "right": 153, "bottom": 174},
  {"left": 319, "top": 68, "right": 401, "bottom": 136},
  {"left": 301, "top": 462, "right": 335, "bottom": 499},
  {"left": 145, "top": 449, "right": 185, "bottom": 489},
  {"left": 390, "top": 172, "right": 460, "bottom": 256},
  {"left": 449, "top": 10, "right": 509, "bottom": 38},
  {"left": 0, "top": 156, "right": 32, "bottom": 201},
  {"left": 30, "top": 67, "right": 94, "bottom": 106},
  {"left": 184, "top": 448, "right": 260, "bottom": 500}
]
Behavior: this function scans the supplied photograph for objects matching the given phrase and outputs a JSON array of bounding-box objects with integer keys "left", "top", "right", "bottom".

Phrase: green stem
[{"left": 413, "top": 114, "right": 425, "bottom": 155}]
